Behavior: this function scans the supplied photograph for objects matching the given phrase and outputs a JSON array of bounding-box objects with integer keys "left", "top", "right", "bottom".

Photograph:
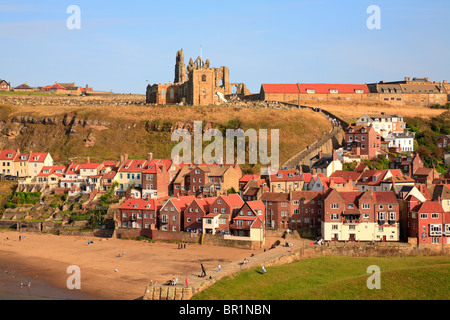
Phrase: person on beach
[
  {"left": 185, "top": 277, "right": 189, "bottom": 287},
  {"left": 218, "top": 264, "right": 221, "bottom": 272}
]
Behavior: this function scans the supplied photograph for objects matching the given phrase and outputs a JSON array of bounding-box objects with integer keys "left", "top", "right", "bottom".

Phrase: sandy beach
[{"left": 0, "top": 230, "right": 264, "bottom": 300}]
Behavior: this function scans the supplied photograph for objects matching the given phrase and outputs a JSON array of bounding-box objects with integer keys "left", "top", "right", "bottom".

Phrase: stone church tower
[{"left": 174, "top": 49, "right": 187, "bottom": 84}]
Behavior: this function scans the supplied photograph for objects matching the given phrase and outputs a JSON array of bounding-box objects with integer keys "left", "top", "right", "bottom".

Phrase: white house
[{"left": 384, "top": 132, "right": 415, "bottom": 153}]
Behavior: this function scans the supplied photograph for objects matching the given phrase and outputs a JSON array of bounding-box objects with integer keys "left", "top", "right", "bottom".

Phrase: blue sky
[{"left": 0, "top": 0, "right": 449, "bottom": 94}]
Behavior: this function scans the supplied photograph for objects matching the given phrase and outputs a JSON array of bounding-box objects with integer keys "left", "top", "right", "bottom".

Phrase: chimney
[
  {"left": 443, "top": 80, "right": 448, "bottom": 84},
  {"left": 147, "top": 152, "right": 153, "bottom": 162},
  {"left": 318, "top": 150, "right": 323, "bottom": 159},
  {"left": 162, "top": 162, "right": 167, "bottom": 173},
  {"left": 333, "top": 150, "right": 338, "bottom": 161},
  {"left": 404, "top": 77, "right": 410, "bottom": 82},
  {"left": 86, "top": 157, "right": 90, "bottom": 164}
]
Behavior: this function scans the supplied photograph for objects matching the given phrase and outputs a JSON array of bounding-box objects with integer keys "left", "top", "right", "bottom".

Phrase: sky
[{"left": 0, "top": 0, "right": 449, "bottom": 94}]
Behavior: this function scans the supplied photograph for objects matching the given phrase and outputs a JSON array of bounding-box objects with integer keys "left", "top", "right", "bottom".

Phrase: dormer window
[
  {"left": 277, "top": 173, "right": 282, "bottom": 178},
  {"left": 329, "top": 89, "right": 338, "bottom": 94},
  {"left": 7, "top": 154, "right": 12, "bottom": 158},
  {"left": 134, "top": 204, "right": 138, "bottom": 208}
]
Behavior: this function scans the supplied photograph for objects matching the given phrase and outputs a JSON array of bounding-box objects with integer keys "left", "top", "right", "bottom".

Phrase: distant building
[
  {"left": 367, "top": 77, "right": 448, "bottom": 107},
  {"left": 0, "top": 79, "right": 11, "bottom": 92},
  {"left": 355, "top": 113, "right": 405, "bottom": 138},
  {"left": 14, "top": 83, "right": 34, "bottom": 92}
]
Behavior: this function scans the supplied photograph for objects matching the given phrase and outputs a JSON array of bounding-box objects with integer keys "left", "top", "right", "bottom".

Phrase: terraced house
[
  {"left": 261, "top": 191, "right": 324, "bottom": 229},
  {"left": 0, "top": 149, "right": 18, "bottom": 176},
  {"left": 172, "top": 163, "right": 241, "bottom": 197},
  {"left": 268, "top": 168, "right": 304, "bottom": 192},
  {"left": 118, "top": 198, "right": 162, "bottom": 236},
  {"left": 322, "top": 189, "right": 400, "bottom": 242},
  {"left": 406, "top": 199, "right": 449, "bottom": 245}
]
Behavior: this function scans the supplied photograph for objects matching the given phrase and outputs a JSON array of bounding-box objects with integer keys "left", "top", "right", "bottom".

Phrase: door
[{"left": 349, "top": 234, "right": 356, "bottom": 241}]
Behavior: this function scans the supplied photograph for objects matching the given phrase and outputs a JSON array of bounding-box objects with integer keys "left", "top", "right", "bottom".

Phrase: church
[{"left": 146, "top": 49, "right": 249, "bottom": 106}]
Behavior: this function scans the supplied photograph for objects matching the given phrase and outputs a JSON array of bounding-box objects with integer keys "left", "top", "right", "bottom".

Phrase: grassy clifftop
[{"left": 0, "top": 96, "right": 331, "bottom": 173}]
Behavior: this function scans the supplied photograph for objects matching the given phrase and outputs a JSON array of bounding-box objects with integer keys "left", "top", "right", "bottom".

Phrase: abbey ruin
[{"left": 146, "top": 49, "right": 250, "bottom": 106}]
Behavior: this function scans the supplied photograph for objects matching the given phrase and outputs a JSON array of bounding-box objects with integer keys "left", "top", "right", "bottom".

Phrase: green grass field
[{"left": 193, "top": 255, "right": 450, "bottom": 300}]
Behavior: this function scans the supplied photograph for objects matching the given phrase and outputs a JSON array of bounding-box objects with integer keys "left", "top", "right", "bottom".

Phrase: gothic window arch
[{"left": 202, "top": 74, "right": 206, "bottom": 82}]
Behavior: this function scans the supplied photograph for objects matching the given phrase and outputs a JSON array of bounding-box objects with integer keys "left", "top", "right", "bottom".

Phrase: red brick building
[
  {"left": 142, "top": 159, "right": 173, "bottom": 199},
  {"left": 118, "top": 198, "right": 162, "bottom": 236},
  {"left": 344, "top": 125, "right": 381, "bottom": 159},
  {"left": 261, "top": 191, "right": 324, "bottom": 229},
  {"left": 407, "top": 199, "right": 448, "bottom": 245},
  {"left": 230, "top": 200, "right": 265, "bottom": 237},
  {"left": 183, "top": 197, "right": 215, "bottom": 232},
  {"left": 159, "top": 196, "right": 196, "bottom": 232}
]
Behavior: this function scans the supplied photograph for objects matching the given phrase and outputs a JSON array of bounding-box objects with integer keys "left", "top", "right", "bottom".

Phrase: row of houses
[
  {"left": 260, "top": 77, "right": 450, "bottom": 107},
  {"left": 0, "top": 80, "right": 92, "bottom": 95}
]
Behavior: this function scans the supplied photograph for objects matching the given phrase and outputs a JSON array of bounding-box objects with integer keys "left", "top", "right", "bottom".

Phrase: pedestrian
[
  {"left": 185, "top": 277, "right": 189, "bottom": 287},
  {"left": 218, "top": 264, "right": 221, "bottom": 272},
  {"left": 19, "top": 235, "right": 21, "bottom": 241},
  {"left": 184, "top": 243, "right": 186, "bottom": 249}
]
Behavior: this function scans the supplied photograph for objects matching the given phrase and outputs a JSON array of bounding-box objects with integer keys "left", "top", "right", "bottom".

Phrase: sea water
[{"left": 0, "top": 264, "right": 95, "bottom": 300}]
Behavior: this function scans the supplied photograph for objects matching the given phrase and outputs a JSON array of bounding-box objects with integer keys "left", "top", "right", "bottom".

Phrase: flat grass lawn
[{"left": 193, "top": 255, "right": 450, "bottom": 300}]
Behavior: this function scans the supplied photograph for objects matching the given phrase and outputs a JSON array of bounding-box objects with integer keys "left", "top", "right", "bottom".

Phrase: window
[
  {"left": 420, "top": 213, "right": 428, "bottom": 219},
  {"left": 331, "top": 214, "right": 339, "bottom": 220},
  {"left": 362, "top": 203, "right": 370, "bottom": 209},
  {"left": 363, "top": 213, "right": 369, "bottom": 219},
  {"left": 388, "top": 212, "right": 396, "bottom": 220},
  {"left": 331, "top": 203, "right": 339, "bottom": 209},
  {"left": 431, "top": 213, "right": 439, "bottom": 219},
  {"left": 202, "top": 74, "right": 206, "bottom": 82},
  {"left": 332, "top": 224, "right": 338, "bottom": 230}
]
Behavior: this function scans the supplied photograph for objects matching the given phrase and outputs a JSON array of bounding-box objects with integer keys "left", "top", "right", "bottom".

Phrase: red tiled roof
[
  {"left": 13, "top": 153, "right": 29, "bottom": 162},
  {"left": 218, "top": 194, "right": 244, "bottom": 208},
  {"left": 247, "top": 200, "right": 265, "bottom": 218},
  {"left": 371, "top": 191, "right": 398, "bottom": 203},
  {"left": 330, "top": 170, "right": 361, "bottom": 181},
  {"left": 417, "top": 201, "right": 444, "bottom": 213},
  {"left": 270, "top": 169, "right": 303, "bottom": 182},
  {"left": 414, "top": 167, "right": 433, "bottom": 176},
  {"left": 119, "top": 198, "right": 162, "bottom": 211},
  {"left": 119, "top": 159, "right": 148, "bottom": 173},
  {"left": 29, "top": 153, "right": 49, "bottom": 163},
  {"left": 0, "top": 150, "right": 17, "bottom": 160},
  {"left": 143, "top": 159, "right": 172, "bottom": 174},
  {"left": 80, "top": 163, "right": 102, "bottom": 170},
  {"left": 37, "top": 166, "right": 66, "bottom": 177},
  {"left": 261, "top": 84, "right": 300, "bottom": 94},
  {"left": 166, "top": 196, "right": 196, "bottom": 212}
]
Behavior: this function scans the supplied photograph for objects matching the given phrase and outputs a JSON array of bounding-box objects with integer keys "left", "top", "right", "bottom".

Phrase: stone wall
[{"left": 202, "top": 233, "right": 253, "bottom": 249}]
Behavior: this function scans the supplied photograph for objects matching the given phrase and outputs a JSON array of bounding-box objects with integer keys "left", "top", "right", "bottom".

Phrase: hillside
[{"left": 0, "top": 94, "right": 332, "bottom": 174}]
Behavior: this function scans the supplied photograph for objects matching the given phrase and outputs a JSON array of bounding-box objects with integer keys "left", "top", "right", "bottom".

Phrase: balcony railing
[
  {"left": 343, "top": 219, "right": 361, "bottom": 224},
  {"left": 229, "top": 223, "right": 250, "bottom": 230}
]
